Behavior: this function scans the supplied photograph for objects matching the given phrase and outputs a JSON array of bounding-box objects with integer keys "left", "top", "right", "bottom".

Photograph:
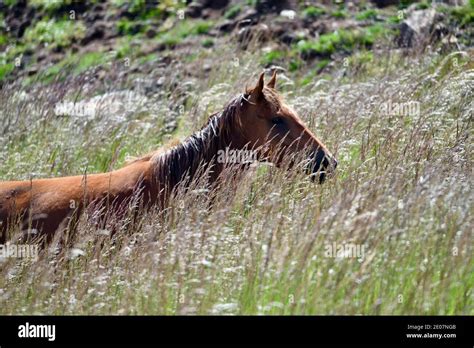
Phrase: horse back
[{"left": 0, "top": 160, "right": 153, "bottom": 243}]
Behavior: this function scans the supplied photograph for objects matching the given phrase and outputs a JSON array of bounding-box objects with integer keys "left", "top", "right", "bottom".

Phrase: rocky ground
[{"left": 1, "top": 0, "right": 472, "bottom": 88}]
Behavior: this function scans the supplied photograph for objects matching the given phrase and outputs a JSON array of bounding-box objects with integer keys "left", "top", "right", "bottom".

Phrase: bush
[
  {"left": 303, "top": 6, "right": 326, "bottom": 19},
  {"left": 24, "top": 19, "right": 86, "bottom": 50}
]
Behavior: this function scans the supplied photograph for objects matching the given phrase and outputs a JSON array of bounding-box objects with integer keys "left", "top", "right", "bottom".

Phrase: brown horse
[{"left": 0, "top": 71, "right": 337, "bottom": 244}]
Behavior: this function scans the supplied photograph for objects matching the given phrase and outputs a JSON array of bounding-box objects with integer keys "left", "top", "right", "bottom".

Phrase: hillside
[{"left": 0, "top": 0, "right": 472, "bottom": 315}]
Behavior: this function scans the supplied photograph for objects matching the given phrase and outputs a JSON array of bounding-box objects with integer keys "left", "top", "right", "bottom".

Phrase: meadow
[{"left": 0, "top": 1, "right": 472, "bottom": 315}]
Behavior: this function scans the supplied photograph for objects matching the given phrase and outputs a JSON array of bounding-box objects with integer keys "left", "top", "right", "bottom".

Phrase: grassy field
[
  {"left": 0, "top": 2, "right": 473, "bottom": 315},
  {"left": 1, "top": 46, "right": 472, "bottom": 315}
]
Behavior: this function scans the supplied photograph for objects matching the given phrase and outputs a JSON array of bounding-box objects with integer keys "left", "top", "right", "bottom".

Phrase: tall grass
[{"left": 0, "top": 44, "right": 472, "bottom": 315}]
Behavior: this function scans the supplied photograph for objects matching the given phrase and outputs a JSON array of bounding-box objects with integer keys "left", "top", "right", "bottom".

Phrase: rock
[
  {"left": 370, "top": 0, "right": 400, "bottom": 7},
  {"left": 26, "top": 66, "right": 38, "bottom": 76},
  {"left": 272, "top": 19, "right": 304, "bottom": 44},
  {"left": 82, "top": 22, "right": 106, "bottom": 45},
  {"left": 310, "top": 18, "right": 358, "bottom": 35},
  {"left": 256, "top": 0, "right": 292, "bottom": 14},
  {"left": 141, "top": 42, "right": 160, "bottom": 55},
  {"left": 85, "top": 4, "right": 104, "bottom": 22},
  {"left": 145, "top": 28, "right": 157, "bottom": 38},
  {"left": 280, "top": 9, "right": 297, "bottom": 20},
  {"left": 310, "top": 20, "right": 330, "bottom": 35},
  {"left": 185, "top": 2, "right": 203, "bottom": 18},
  {"left": 200, "top": 8, "right": 213, "bottom": 19},
  {"left": 279, "top": 29, "right": 307, "bottom": 45},
  {"left": 216, "top": 19, "right": 236, "bottom": 33},
  {"left": 237, "top": 23, "right": 271, "bottom": 48},
  {"left": 153, "top": 77, "right": 165, "bottom": 89},
  {"left": 235, "top": 8, "right": 260, "bottom": 26},
  {"left": 397, "top": 8, "right": 437, "bottom": 47},
  {"left": 200, "top": 0, "right": 230, "bottom": 10}
]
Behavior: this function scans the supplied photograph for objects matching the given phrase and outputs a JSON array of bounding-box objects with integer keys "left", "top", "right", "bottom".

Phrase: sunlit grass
[{"left": 0, "top": 45, "right": 472, "bottom": 315}]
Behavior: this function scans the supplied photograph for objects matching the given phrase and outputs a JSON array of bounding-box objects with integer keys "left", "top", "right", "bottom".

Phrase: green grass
[
  {"left": 24, "top": 18, "right": 86, "bottom": 50},
  {"left": 450, "top": 1, "right": 474, "bottom": 26},
  {"left": 298, "top": 59, "right": 331, "bottom": 86},
  {"left": 0, "top": 34, "right": 8, "bottom": 45},
  {"left": 0, "top": 47, "right": 472, "bottom": 315},
  {"left": 224, "top": 4, "right": 241, "bottom": 19},
  {"left": 289, "top": 58, "right": 302, "bottom": 72},
  {"left": 138, "top": 53, "right": 158, "bottom": 64},
  {"left": 36, "top": 51, "right": 107, "bottom": 84},
  {"left": 117, "top": 19, "right": 140, "bottom": 36},
  {"left": 260, "top": 50, "right": 285, "bottom": 66},
  {"left": 0, "top": 4, "right": 472, "bottom": 316},
  {"left": 0, "top": 62, "right": 14, "bottom": 82},
  {"left": 302, "top": 5, "right": 326, "bottom": 19},
  {"left": 331, "top": 9, "right": 348, "bottom": 19},
  {"left": 29, "top": 0, "right": 73, "bottom": 12},
  {"left": 202, "top": 38, "right": 214, "bottom": 48},
  {"left": 156, "top": 20, "right": 214, "bottom": 47},
  {"left": 295, "top": 25, "right": 394, "bottom": 57},
  {"left": 74, "top": 51, "right": 108, "bottom": 74},
  {"left": 415, "top": 1, "right": 431, "bottom": 10},
  {"left": 355, "top": 9, "right": 378, "bottom": 21}
]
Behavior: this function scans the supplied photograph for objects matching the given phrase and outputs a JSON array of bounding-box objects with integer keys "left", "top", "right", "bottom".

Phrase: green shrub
[
  {"left": 117, "top": 19, "right": 138, "bottom": 36},
  {"left": 415, "top": 1, "right": 431, "bottom": 10},
  {"left": 39, "top": 51, "right": 107, "bottom": 83},
  {"left": 303, "top": 5, "right": 326, "bottom": 19},
  {"left": 157, "top": 20, "right": 214, "bottom": 47},
  {"left": 355, "top": 9, "right": 378, "bottom": 21},
  {"left": 260, "top": 50, "right": 284, "bottom": 66},
  {"left": 225, "top": 4, "right": 242, "bottom": 19},
  {"left": 331, "top": 9, "right": 348, "bottom": 19},
  {"left": 0, "top": 34, "right": 8, "bottom": 45},
  {"left": 0, "top": 62, "right": 14, "bottom": 82},
  {"left": 450, "top": 2, "right": 474, "bottom": 26},
  {"left": 24, "top": 19, "right": 86, "bottom": 49},
  {"left": 202, "top": 38, "right": 214, "bottom": 48},
  {"left": 295, "top": 25, "right": 393, "bottom": 58},
  {"left": 289, "top": 58, "right": 301, "bottom": 71}
]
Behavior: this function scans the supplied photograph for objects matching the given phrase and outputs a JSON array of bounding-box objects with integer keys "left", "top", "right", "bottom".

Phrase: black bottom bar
[{"left": 0, "top": 316, "right": 472, "bottom": 346}]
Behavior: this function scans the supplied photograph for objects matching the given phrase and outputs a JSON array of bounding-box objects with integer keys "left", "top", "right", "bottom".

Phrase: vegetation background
[{"left": 0, "top": 0, "right": 472, "bottom": 314}]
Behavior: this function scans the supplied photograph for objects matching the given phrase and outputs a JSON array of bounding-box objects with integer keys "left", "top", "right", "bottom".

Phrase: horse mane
[
  {"left": 125, "top": 85, "right": 285, "bottom": 166},
  {"left": 148, "top": 94, "right": 247, "bottom": 194}
]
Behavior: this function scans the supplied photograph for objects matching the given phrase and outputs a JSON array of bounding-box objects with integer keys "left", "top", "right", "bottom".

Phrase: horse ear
[
  {"left": 267, "top": 70, "right": 277, "bottom": 89},
  {"left": 249, "top": 72, "right": 265, "bottom": 102}
]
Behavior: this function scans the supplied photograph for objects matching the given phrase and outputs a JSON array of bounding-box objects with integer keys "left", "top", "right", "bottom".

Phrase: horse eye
[{"left": 271, "top": 117, "right": 283, "bottom": 125}]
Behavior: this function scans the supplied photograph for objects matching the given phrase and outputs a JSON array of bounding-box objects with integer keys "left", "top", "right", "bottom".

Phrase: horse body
[
  {"left": 0, "top": 159, "right": 154, "bottom": 243},
  {"left": 0, "top": 71, "right": 337, "bottom": 243}
]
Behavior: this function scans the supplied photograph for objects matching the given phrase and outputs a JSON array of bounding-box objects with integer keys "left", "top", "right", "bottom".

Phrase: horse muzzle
[{"left": 307, "top": 149, "right": 337, "bottom": 184}]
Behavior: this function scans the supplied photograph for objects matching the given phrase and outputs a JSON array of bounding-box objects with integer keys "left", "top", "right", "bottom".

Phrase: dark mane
[{"left": 150, "top": 94, "right": 246, "bottom": 196}]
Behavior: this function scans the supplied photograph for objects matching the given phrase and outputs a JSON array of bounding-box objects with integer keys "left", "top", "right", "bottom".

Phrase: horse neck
[{"left": 152, "top": 101, "right": 243, "bottom": 196}]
